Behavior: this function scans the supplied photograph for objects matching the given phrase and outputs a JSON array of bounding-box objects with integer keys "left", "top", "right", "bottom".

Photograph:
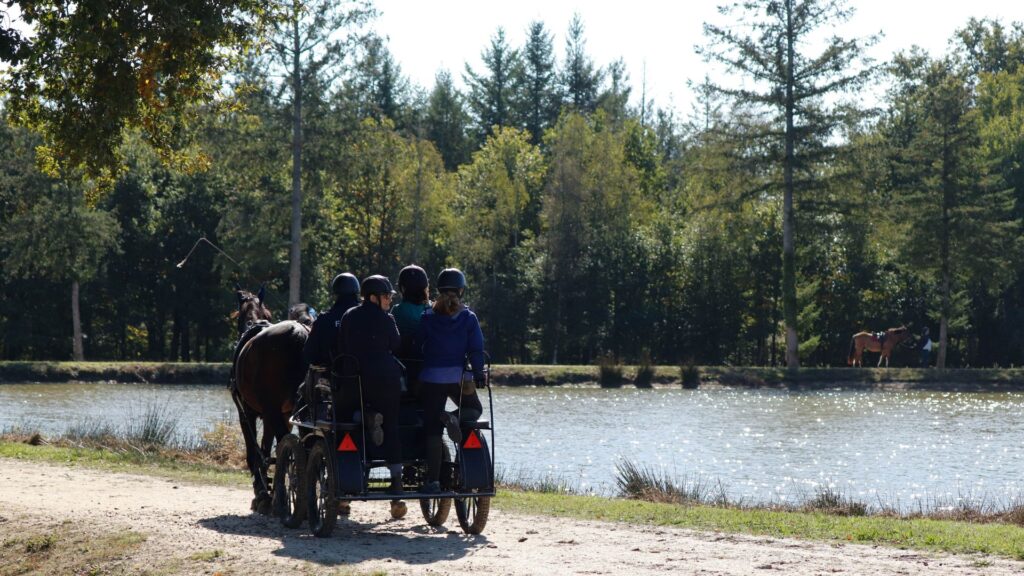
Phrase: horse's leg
[{"left": 234, "top": 397, "right": 270, "bottom": 512}]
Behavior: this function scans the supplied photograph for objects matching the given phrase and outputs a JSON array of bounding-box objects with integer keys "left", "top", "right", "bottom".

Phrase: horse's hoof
[
  {"left": 339, "top": 501, "right": 351, "bottom": 516},
  {"left": 390, "top": 500, "right": 408, "bottom": 520},
  {"left": 252, "top": 495, "right": 273, "bottom": 516}
]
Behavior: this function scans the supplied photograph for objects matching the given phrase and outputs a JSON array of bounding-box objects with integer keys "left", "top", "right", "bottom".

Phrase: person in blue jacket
[
  {"left": 339, "top": 274, "right": 404, "bottom": 494},
  {"left": 415, "top": 268, "right": 485, "bottom": 493}
]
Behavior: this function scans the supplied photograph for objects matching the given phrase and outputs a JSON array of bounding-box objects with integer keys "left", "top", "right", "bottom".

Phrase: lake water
[{"left": 2, "top": 382, "right": 1022, "bottom": 509}]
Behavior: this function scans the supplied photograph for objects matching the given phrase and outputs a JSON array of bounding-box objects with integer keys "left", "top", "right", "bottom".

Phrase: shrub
[
  {"left": 597, "top": 355, "right": 624, "bottom": 388},
  {"left": 803, "top": 486, "right": 867, "bottom": 516},
  {"left": 681, "top": 361, "right": 700, "bottom": 389},
  {"left": 615, "top": 459, "right": 721, "bottom": 505},
  {"left": 634, "top": 354, "right": 654, "bottom": 389},
  {"left": 125, "top": 401, "right": 178, "bottom": 446}
]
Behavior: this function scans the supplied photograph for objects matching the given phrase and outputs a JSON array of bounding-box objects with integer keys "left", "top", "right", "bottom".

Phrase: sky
[{"left": 373, "top": 0, "right": 1024, "bottom": 117}]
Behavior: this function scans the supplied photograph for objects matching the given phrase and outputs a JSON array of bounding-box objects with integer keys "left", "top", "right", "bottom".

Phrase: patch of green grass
[
  {"left": 0, "top": 440, "right": 248, "bottom": 488},
  {"left": 189, "top": 549, "right": 224, "bottom": 562},
  {"left": 23, "top": 533, "right": 56, "bottom": 553},
  {"left": 493, "top": 489, "right": 1024, "bottom": 559}
]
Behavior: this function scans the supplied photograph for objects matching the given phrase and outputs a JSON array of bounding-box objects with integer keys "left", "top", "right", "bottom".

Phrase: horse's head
[
  {"left": 888, "top": 326, "right": 911, "bottom": 342},
  {"left": 232, "top": 284, "right": 272, "bottom": 335}
]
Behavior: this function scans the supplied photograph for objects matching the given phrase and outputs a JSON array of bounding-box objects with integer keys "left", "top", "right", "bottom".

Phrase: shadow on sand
[{"left": 198, "top": 510, "right": 486, "bottom": 567}]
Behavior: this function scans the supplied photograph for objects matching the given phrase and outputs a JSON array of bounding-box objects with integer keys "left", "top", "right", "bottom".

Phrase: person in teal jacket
[
  {"left": 392, "top": 264, "right": 431, "bottom": 356},
  {"left": 392, "top": 264, "right": 431, "bottom": 395}
]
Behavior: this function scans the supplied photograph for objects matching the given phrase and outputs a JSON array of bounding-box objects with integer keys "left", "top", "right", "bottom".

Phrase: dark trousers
[
  {"left": 420, "top": 382, "right": 483, "bottom": 482},
  {"left": 920, "top": 349, "right": 930, "bottom": 367},
  {"left": 362, "top": 377, "right": 402, "bottom": 465},
  {"left": 419, "top": 382, "right": 483, "bottom": 436}
]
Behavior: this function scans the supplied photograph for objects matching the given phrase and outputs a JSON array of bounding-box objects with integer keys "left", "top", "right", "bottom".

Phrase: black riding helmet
[
  {"left": 398, "top": 264, "right": 429, "bottom": 292},
  {"left": 331, "top": 273, "right": 360, "bottom": 297},
  {"left": 360, "top": 274, "right": 395, "bottom": 298},
  {"left": 436, "top": 268, "right": 467, "bottom": 295}
]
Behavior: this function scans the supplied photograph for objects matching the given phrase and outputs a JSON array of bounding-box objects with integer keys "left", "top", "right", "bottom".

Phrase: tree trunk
[
  {"left": 937, "top": 275, "right": 950, "bottom": 369},
  {"left": 288, "top": 6, "right": 303, "bottom": 306},
  {"left": 71, "top": 280, "right": 84, "bottom": 361},
  {"left": 782, "top": 0, "right": 800, "bottom": 368},
  {"left": 180, "top": 316, "right": 191, "bottom": 362}
]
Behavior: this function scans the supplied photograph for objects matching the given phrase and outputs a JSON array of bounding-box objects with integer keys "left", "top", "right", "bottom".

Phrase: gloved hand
[{"left": 473, "top": 372, "right": 487, "bottom": 387}]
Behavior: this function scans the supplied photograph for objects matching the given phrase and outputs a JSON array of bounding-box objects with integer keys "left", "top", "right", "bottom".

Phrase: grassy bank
[
  {"left": 4, "top": 360, "right": 1024, "bottom": 390},
  {"left": 498, "top": 489, "right": 1024, "bottom": 559},
  {"left": 2, "top": 435, "right": 1023, "bottom": 560},
  {"left": 0, "top": 361, "right": 227, "bottom": 384}
]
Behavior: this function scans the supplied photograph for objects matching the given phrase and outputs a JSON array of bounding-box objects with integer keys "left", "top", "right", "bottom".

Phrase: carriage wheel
[
  {"left": 419, "top": 497, "right": 452, "bottom": 526},
  {"left": 419, "top": 442, "right": 453, "bottom": 526},
  {"left": 272, "top": 434, "right": 307, "bottom": 528},
  {"left": 305, "top": 439, "right": 339, "bottom": 538},
  {"left": 455, "top": 490, "right": 490, "bottom": 534}
]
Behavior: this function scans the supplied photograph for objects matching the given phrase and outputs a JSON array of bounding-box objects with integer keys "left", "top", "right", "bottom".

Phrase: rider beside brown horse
[
  {"left": 848, "top": 326, "right": 911, "bottom": 367},
  {"left": 231, "top": 286, "right": 311, "bottom": 513}
]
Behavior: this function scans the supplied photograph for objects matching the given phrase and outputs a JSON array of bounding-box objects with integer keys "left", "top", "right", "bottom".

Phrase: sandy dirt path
[{"left": 0, "top": 458, "right": 1019, "bottom": 575}]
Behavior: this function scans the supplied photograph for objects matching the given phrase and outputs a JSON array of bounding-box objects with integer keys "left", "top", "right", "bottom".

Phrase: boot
[
  {"left": 388, "top": 463, "right": 404, "bottom": 495},
  {"left": 440, "top": 411, "right": 462, "bottom": 444},
  {"left": 423, "top": 437, "right": 443, "bottom": 493}
]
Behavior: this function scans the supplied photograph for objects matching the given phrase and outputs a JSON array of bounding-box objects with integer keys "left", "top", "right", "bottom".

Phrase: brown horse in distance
[
  {"left": 848, "top": 326, "right": 911, "bottom": 367},
  {"left": 231, "top": 287, "right": 310, "bottom": 513}
]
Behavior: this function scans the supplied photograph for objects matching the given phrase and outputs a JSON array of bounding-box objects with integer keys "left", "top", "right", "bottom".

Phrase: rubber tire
[
  {"left": 272, "top": 434, "right": 307, "bottom": 528},
  {"left": 305, "top": 439, "right": 339, "bottom": 538},
  {"left": 419, "top": 497, "right": 452, "bottom": 526},
  {"left": 455, "top": 491, "right": 490, "bottom": 535}
]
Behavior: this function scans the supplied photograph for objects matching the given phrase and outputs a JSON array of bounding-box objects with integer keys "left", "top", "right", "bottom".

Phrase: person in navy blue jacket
[
  {"left": 415, "top": 268, "right": 484, "bottom": 493},
  {"left": 339, "top": 274, "right": 404, "bottom": 494},
  {"left": 303, "top": 273, "right": 360, "bottom": 370}
]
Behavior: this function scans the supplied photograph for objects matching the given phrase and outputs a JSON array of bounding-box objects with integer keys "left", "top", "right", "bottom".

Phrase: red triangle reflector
[
  {"left": 463, "top": 430, "right": 482, "bottom": 449},
  {"left": 337, "top": 433, "right": 358, "bottom": 452}
]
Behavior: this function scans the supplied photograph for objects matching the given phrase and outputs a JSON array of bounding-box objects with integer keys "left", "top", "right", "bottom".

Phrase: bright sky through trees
[{"left": 375, "top": 0, "right": 1020, "bottom": 114}]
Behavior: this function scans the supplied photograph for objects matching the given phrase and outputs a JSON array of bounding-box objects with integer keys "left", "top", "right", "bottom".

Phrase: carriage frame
[{"left": 272, "top": 354, "right": 496, "bottom": 537}]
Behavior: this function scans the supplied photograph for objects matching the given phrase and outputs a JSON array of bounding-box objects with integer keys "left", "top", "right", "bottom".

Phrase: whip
[{"left": 176, "top": 236, "right": 244, "bottom": 270}]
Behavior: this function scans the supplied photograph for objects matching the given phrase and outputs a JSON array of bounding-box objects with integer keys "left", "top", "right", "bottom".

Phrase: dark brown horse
[
  {"left": 231, "top": 287, "right": 310, "bottom": 513},
  {"left": 848, "top": 326, "right": 911, "bottom": 367}
]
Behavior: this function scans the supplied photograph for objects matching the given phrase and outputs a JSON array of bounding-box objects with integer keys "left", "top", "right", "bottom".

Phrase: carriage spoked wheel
[
  {"left": 305, "top": 438, "right": 339, "bottom": 538},
  {"left": 419, "top": 496, "right": 452, "bottom": 526},
  {"left": 419, "top": 443, "right": 453, "bottom": 526},
  {"left": 272, "top": 434, "right": 307, "bottom": 528},
  {"left": 454, "top": 489, "right": 490, "bottom": 534}
]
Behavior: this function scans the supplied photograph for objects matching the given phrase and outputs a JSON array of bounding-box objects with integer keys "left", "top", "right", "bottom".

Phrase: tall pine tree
[
  {"left": 464, "top": 28, "right": 522, "bottom": 144},
  {"left": 700, "top": 0, "right": 876, "bottom": 367}
]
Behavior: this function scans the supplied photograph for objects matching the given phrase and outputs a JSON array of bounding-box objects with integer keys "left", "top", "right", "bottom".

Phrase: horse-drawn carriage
[{"left": 271, "top": 356, "right": 496, "bottom": 537}]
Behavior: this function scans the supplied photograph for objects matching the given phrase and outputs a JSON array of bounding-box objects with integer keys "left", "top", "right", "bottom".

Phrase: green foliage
[
  {"left": 700, "top": 0, "right": 878, "bottom": 367},
  {"left": 2, "top": 0, "right": 271, "bottom": 178},
  {"left": 2, "top": 11, "right": 1024, "bottom": 372},
  {"left": 886, "top": 52, "right": 1021, "bottom": 367},
  {"left": 464, "top": 28, "right": 522, "bottom": 144}
]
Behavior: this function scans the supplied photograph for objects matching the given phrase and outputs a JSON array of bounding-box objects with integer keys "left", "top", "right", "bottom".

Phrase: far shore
[{"left": 2, "top": 361, "right": 1024, "bottom": 390}]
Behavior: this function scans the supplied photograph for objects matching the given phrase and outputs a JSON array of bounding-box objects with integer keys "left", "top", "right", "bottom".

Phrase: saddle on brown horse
[{"left": 848, "top": 326, "right": 910, "bottom": 367}]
